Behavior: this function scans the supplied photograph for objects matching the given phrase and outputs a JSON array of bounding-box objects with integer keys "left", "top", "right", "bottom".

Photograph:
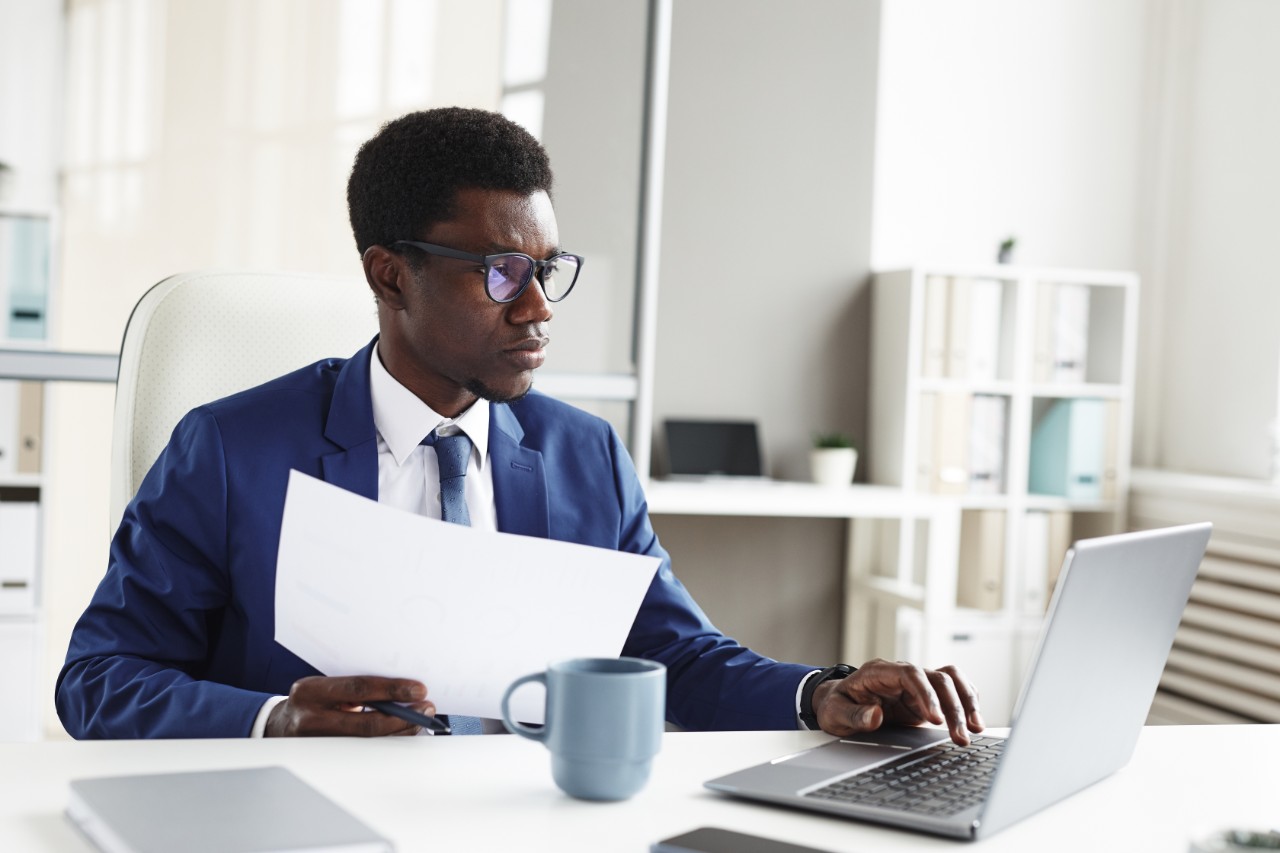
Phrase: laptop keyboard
[{"left": 803, "top": 735, "right": 1005, "bottom": 817}]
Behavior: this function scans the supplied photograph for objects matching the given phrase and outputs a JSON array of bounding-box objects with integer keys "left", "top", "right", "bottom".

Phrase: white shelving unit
[
  {"left": 0, "top": 210, "right": 52, "bottom": 743},
  {"left": 854, "top": 265, "right": 1139, "bottom": 724}
]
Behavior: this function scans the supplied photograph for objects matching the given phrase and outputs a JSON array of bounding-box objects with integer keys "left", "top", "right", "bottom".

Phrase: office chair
[{"left": 109, "top": 269, "right": 379, "bottom": 530}]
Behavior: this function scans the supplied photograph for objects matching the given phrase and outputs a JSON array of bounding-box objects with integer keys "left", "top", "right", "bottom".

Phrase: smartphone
[{"left": 651, "top": 827, "right": 835, "bottom": 853}]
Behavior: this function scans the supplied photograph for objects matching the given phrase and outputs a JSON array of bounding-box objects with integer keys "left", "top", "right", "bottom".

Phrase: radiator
[{"left": 1129, "top": 469, "right": 1280, "bottom": 724}]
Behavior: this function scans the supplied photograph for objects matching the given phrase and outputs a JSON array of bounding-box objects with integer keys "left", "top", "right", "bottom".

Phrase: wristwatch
[{"left": 799, "top": 664, "right": 856, "bottom": 728}]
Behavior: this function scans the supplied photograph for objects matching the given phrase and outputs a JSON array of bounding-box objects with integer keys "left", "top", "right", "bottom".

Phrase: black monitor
[{"left": 663, "top": 419, "right": 763, "bottom": 478}]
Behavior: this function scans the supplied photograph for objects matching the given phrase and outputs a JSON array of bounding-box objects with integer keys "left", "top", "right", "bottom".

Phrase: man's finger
[
  {"left": 886, "top": 662, "right": 946, "bottom": 727},
  {"left": 926, "top": 669, "right": 971, "bottom": 745},
  {"left": 937, "top": 664, "right": 984, "bottom": 732}
]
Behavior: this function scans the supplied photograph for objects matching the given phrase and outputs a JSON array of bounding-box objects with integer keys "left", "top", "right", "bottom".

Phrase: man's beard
[{"left": 466, "top": 377, "right": 533, "bottom": 405}]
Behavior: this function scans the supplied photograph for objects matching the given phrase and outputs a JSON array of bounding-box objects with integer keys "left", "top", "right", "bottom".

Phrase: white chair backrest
[{"left": 110, "top": 269, "right": 379, "bottom": 530}]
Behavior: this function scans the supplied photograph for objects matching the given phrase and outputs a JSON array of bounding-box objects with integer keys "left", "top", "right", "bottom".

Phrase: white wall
[
  {"left": 871, "top": 0, "right": 1147, "bottom": 271},
  {"left": 648, "top": 0, "right": 883, "bottom": 664},
  {"left": 656, "top": 0, "right": 881, "bottom": 482},
  {"left": 1143, "top": 0, "right": 1280, "bottom": 479}
]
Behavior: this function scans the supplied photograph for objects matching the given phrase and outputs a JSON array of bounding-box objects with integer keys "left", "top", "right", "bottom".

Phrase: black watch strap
[{"left": 800, "top": 664, "right": 856, "bottom": 728}]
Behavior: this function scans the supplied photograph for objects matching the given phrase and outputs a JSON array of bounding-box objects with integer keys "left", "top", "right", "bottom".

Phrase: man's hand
[
  {"left": 811, "top": 658, "right": 984, "bottom": 745},
  {"left": 266, "top": 675, "right": 435, "bottom": 737}
]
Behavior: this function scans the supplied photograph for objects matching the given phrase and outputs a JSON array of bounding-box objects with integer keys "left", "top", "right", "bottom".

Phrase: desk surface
[{"left": 1, "top": 726, "right": 1273, "bottom": 852}]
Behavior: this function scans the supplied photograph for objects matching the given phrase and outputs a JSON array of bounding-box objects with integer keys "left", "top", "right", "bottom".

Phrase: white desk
[{"left": 1, "top": 726, "right": 1273, "bottom": 852}]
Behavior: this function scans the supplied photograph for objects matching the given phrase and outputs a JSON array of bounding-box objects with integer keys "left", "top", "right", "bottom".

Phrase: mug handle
[{"left": 501, "top": 672, "right": 548, "bottom": 742}]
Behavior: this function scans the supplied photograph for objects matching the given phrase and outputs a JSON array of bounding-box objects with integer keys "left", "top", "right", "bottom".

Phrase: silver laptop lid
[{"left": 977, "top": 522, "right": 1212, "bottom": 838}]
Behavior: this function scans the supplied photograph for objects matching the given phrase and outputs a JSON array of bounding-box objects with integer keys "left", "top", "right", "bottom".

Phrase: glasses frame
[{"left": 391, "top": 239, "right": 584, "bottom": 304}]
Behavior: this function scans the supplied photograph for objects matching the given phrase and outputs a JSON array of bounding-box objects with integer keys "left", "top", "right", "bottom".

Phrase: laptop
[
  {"left": 705, "top": 522, "right": 1212, "bottom": 841},
  {"left": 663, "top": 419, "right": 766, "bottom": 480}
]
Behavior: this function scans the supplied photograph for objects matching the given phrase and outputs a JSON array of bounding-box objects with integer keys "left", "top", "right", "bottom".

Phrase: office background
[{"left": 1, "top": 0, "right": 1278, "bottom": 739}]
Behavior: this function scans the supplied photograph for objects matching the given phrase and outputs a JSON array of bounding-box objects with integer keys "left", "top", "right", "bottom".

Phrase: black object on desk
[
  {"left": 653, "top": 827, "right": 836, "bottom": 853},
  {"left": 366, "top": 701, "right": 452, "bottom": 735}
]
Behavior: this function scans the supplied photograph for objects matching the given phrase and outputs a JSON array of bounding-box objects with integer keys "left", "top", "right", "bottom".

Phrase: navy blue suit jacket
[{"left": 56, "top": 340, "right": 813, "bottom": 738}]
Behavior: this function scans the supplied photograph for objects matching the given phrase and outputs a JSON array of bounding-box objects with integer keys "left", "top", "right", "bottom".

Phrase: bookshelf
[
  {"left": 854, "top": 265, "right": 1139, "bottom": 724},
  {"left": 0, "top": 211, "right": 53, "bottom": 742}
]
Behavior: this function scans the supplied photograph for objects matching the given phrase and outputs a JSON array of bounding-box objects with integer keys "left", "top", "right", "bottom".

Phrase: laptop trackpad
[
  {"left": 705, "top": 727, "right": 954, "bottom": 796},
  {"left": 783, "top": 726, "right": 951, "bottom": 773}
]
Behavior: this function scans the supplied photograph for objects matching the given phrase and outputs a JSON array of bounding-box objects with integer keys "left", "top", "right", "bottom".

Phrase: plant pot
[{"left": 809, "top": 447, "right": 857, "bottom": 487}]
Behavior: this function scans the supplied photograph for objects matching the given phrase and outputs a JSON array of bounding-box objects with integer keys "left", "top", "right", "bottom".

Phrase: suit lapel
[
  {"left": 490, "top": 402, "right": 550, "bottom": 538},
  {"left": 319, "top": 338, "right": 379, "bottom": 501}
]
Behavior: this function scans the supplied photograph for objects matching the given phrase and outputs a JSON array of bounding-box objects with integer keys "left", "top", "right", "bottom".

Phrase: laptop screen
[{"left": 663, "top": 419, "right": 762, "bottom": 477}]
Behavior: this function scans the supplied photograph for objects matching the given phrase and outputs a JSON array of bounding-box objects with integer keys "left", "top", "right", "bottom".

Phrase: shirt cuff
[
  {"left": 250, "top": 695, "right": 288, "bottom": 738},
  {"left": 796, "top": 669, "right": 823, "bottom": 730}
]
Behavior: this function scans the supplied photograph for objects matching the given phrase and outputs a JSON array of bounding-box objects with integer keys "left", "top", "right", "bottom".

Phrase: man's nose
[{"left": 508, "top": 276, "right": 554, "bottom": 323}]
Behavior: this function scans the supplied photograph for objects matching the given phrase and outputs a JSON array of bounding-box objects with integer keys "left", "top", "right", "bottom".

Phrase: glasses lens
[
  {"left": 539, "top": 254, "right": 581, "bottom": 301},
  {"left": 486, "top": 255, "right": 535, "bottom": 302}
]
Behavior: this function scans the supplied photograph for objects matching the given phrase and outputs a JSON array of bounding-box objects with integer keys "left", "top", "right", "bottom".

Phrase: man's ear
[{"left": 362, "top": 245, "right": 409, "bottom": 310}]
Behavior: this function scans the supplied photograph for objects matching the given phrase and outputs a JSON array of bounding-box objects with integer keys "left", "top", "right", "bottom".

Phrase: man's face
[{"left": 377, "top": 187, "right": 560, "bottom": 415}]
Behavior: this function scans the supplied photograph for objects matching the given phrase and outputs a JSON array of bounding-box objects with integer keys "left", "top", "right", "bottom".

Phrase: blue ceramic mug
[{"left": 501, "top": 657, "right": 666, "bottom": 801}]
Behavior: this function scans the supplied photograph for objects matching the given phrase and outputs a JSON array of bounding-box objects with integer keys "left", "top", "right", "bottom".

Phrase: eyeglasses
[{"left": 392, "top": 240, "right": 584, "bottom": 304}]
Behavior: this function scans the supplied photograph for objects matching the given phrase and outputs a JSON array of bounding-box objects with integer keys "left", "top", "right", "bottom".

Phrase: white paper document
[{"left": 275, "top": 471, "right": 660, "bottom": 723}]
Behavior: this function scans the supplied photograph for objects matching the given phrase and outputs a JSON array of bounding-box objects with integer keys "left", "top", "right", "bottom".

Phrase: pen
[{"left": 366, "top": 701, "right": 452, "bottom": 735}]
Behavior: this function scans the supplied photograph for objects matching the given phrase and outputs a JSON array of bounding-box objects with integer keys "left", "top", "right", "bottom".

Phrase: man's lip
[{"left": 506, "top": 337, "right": 548, "bottom": 353}]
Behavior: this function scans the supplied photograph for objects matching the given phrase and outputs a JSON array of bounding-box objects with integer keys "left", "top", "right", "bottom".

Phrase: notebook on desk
[
  {"left": 66, "top": 765, "right": 393, "bottom": 853},
  {"left": 706, "top": 523, "right": 1212, "bottom": 841},
  {"left": 662, "top": 419, "right": 766, "bottom": 481}
]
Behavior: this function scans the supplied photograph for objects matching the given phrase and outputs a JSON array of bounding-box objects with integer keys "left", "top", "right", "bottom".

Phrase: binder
[
  {"left": 16, "top": 381, "right": 42, "bottom": 474},
  {"left": 956, "top": 509, "right": 1005, "bottom": 611},
  {"left": 0, "top": 380, "right": 16, "bottom": 475},
  {"left": 1028, "top": 398, "right": 1107, "bottom": 499},
  {"left": 3, "top": 215, "right": 50, "bottom": 341},
  {"left": 66, "top": 766, "right": 394, "bottom": 853},
  {"left": 964, "top": 277, "right": 1003, "bottom": 381},
  {"left": 1019, "top": 509, "right": 1073, "bottom": 614},
  {"left": 915, "top": 392, "right": 936, "bottom": 492},
  {"left": 968, "top": 394, "right": 1007, "bottom": 495},
  {"left": 1033, "top": 282, "right": 1090, "bottom": 384},
  {"left": 1100, "top": 400, "right": 1121, "bottom": 500},
  {"left": 918, "top": 392, "right": 971, "bottom": 494},
  {"left": 0, "top": 500, "right": 39, "bottom": 614},
  {"left": 1050, "top": 283, "right": 1089, "bottom": 383},
  {"left": 1044, "top": 510, "right": 1074, "bottom": 606},
  {"left": 921, "top": 275, "right": 949, "bottom": 377},
  {"left": 1019, "top": 510, "right": 1050, "bottom": 614},
  {"left": 945, "top": 277, "right": 971, "bottom": 378},
  {"left": 1032, "top": 282, "right": 1055, "bottom": 382}
]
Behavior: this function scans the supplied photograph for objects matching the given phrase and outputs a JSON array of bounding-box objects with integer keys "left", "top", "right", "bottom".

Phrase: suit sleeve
[
  {"left": 609, "top": 430, "right": 814, "bottom": 730},
  {"left": 55, "top": 408, "right": 274, "bottom": 738}
]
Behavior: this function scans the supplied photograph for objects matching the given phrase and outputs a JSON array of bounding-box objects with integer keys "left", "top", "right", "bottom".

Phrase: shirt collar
[{"left": 369, "top": 343, "right": 490, "bottom": 468}]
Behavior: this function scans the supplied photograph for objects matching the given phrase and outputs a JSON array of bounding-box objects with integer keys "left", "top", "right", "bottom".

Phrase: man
[{"left": 57, "top": 108, "right": 983, "bottom": 742}]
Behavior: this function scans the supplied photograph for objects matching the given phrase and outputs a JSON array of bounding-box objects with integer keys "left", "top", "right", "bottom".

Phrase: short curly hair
[{"left": 346, "top": 107, "right": 555, "bottom": 255}]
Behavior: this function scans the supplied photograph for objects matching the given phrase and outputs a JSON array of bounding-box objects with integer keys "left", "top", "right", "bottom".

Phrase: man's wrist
[
  {"left": 799, "top": 664, "right": 856, "bottom": 729},
  {"left": 251, "top": 695, "right": 288, "bottom": 738}
]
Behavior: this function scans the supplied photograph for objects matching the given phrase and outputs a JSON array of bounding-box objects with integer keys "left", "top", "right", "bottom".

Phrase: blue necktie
[{"left": 421, "top": 429, "right": 483, "bottom": 735}]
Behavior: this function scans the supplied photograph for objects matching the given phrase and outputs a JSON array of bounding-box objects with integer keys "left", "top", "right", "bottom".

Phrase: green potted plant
[{"left": 810, "top": 432, "right": 858, "bottom": 486}]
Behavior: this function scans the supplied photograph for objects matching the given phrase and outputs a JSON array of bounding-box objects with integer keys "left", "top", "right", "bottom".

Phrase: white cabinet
[
  {"left": 0, "top": 617, "right": 42, "bottom": 741},
  {"left": 0, "top": 380, "right": 45, "bottom": 740},
  {"left": 854, "top": 266, "right": 1138, "bottom": 724}
]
